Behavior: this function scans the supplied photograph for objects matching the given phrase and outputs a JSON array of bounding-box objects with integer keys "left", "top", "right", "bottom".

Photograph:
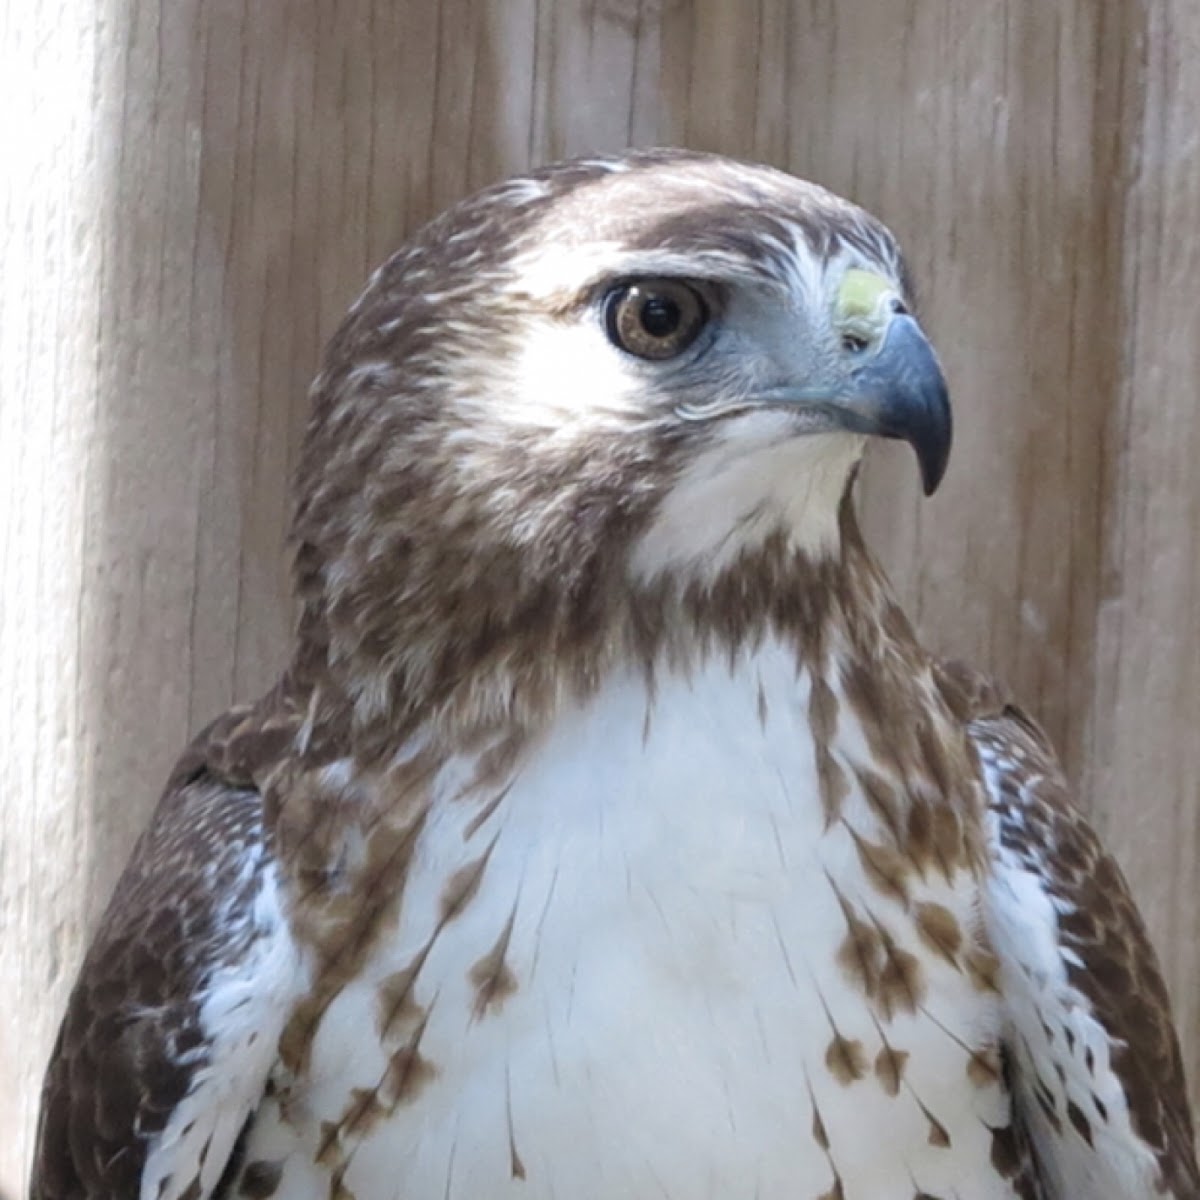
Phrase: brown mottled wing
[
  {"left": 943, "top": 664, "right": 1199, "bottom": 1199},
  {"left": 31, "top": 710, "right": 302, "bottom": 1200}
]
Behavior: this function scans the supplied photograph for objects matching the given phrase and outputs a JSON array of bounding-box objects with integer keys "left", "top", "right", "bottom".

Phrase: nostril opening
[
  {"left": 890, "top": 297, "right": 909, "bottom": 315},
  {"left": 842, "top": 333, "right": 871, "bottom": 353}
]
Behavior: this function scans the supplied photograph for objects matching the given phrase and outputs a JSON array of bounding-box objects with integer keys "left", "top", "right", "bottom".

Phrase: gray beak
[{"left": 833, "top": 313, "right": 952, "bottom": 496}]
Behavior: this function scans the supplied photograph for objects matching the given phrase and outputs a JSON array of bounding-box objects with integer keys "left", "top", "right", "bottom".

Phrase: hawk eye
[{"left": 604, "top": 279, "right": 708, "bottom": 361}]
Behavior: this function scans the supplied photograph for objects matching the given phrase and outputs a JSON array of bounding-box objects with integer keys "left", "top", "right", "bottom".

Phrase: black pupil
[{"left": 640, "top": 294, "right": 682, "bottom": 338}]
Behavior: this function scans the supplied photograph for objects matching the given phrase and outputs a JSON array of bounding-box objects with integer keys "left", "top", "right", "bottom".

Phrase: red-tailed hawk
[{"left": 32, "top": 150, "right": 1196, "bottom": 1200}]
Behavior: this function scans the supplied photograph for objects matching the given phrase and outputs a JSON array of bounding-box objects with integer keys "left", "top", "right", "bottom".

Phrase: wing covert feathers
[
  {"left": 940, "top": 661, "right": 1199, "bottom": 1198},
  {"left": 31, "top": 709, "right": 304, "bottom": 1200}
]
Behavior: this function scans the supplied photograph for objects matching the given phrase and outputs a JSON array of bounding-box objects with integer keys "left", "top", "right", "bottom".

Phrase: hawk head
[{"left": 290, "top": 150, "right": 950, "bottom": 733}]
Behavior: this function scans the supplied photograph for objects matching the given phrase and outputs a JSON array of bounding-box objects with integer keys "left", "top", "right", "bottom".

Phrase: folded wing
[{"left": 954, "top": 670, "right": 1199, "bottom": 1199}]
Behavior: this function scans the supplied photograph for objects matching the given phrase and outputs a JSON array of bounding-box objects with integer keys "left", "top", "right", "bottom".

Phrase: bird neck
[{"left": 283, "top": 490, "right": 922, "bottom": 771}]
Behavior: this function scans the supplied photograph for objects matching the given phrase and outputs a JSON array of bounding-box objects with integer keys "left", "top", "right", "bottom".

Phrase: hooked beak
[
  {"left": 822, "top": 269, "right": 951, "bottom": 495},
  {"left": 829, "top": 307, "right": 952, "bottom": 496}
]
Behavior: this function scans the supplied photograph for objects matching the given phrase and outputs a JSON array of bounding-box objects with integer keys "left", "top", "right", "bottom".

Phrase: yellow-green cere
[{"left": 836, "top": 269, "right": 895, "bottom": 327}]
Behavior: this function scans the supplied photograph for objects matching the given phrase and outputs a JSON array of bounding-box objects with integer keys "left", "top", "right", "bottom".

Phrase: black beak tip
[
  {"left": 918, "top": 423, "right": 951, "bottom": 496},
  {"left": 918, "top": 375, "right": 953, "bottom": 496}
]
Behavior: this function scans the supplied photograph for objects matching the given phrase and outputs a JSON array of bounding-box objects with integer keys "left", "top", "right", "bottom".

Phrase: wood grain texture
[
  {"left": 2, "top": 1, "right": 1196, "bottom": 1191},
  {"left": 1086, "top": 0, "right": 1200, "bottom": 1124}
]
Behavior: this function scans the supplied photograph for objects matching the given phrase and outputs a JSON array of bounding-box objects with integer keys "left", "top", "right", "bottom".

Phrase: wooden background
[{"left": 3, "top": 0, "right": 1198, "bottom": 1191}]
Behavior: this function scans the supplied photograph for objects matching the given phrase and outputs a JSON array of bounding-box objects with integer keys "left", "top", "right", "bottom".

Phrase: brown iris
[{"left": 604, "top": 279, "right": 709, "bottom": 360}]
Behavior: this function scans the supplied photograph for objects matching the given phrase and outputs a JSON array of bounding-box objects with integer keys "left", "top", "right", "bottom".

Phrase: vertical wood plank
[
  {"left": 1089, "top": 0, "right": 1200, "bottom": 1112},
  {"left": 1, "top": 4, "right": 112, "bottom": 1187}
]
